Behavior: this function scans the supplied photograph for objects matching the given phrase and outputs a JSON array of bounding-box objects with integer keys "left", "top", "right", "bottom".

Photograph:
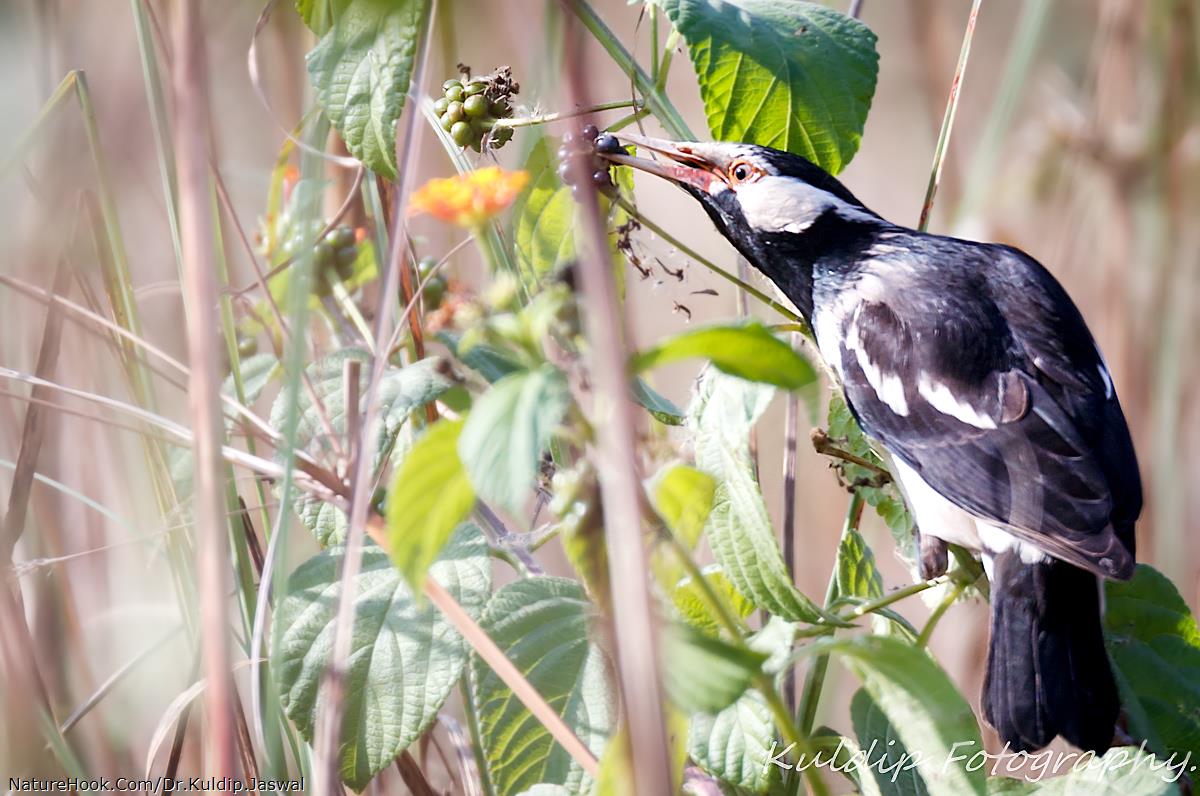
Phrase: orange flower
[{"left": 410, "top": 167, "right": 529, "bottom": 227}]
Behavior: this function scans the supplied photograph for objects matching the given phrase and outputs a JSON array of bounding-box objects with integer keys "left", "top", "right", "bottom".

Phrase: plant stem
[
  {"left": 917, "top": 0, "right": 985, "bottom": 232},
  {"left": 656, "top": 30, "right": 682, "bottom": 92},
  {"left": 613, "top": 196, "right": 806, "bottom": 325},
  {"left": 493, "top": 99, "right": 643, "bottom": 129},
  {"left": 563, "top": 0, "right": 694, "bottom": 139},
  {"left": 916, "top": 581, "right": 965, "bottom": 648},
  {"left": 660, "top": 533, "right": 828, "bottom": 796},
  {"left": 562, "top": 30, "right": 673, "bottom": 792},
  {"left": 795, "top": 493, "right": 862, "bottom": 736}
]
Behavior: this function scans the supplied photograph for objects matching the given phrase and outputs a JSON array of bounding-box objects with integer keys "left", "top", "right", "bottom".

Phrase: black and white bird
[{"left": 598, "top": 132, "right": 1141, "bottom": 753}]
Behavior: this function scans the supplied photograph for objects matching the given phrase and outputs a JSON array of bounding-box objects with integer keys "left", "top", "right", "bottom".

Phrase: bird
[{"left": 595, "top": 132, "right": 1141, "bottom": 754}]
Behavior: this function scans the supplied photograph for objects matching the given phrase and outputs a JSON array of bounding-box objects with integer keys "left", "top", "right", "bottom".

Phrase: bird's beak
[{"left": 597, "top": 132, "right": 724, "bottom": 194}]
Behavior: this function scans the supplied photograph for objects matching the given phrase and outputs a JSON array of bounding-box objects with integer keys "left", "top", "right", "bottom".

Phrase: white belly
[{"left": 889, "top": 457, "right": 1048, "bottom": 578}]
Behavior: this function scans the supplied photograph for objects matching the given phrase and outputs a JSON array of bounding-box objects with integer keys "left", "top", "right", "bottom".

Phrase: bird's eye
[{"left": 728, "top": 159, "right": 760, "bottom": 185}]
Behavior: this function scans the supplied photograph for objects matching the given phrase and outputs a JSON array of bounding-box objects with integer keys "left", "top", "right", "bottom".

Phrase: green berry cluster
[
  {"left": 434, "top": 67, "right": 518, "bottom": 152},
  {"left": 280, "top": 224, "right": 359, "bottom": 292},
  {"left": 416, "top": 256, "right": 448, "bottom": 309}
]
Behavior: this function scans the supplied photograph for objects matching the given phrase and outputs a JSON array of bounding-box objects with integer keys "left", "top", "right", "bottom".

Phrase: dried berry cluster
[{"left": 434, "top": 66, "right": 519, "bottom": 151}]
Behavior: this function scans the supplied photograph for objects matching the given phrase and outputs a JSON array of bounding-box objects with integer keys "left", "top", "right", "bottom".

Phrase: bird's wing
[{"left": 826, "top": 244, "right": 1139, "bottom": 579}]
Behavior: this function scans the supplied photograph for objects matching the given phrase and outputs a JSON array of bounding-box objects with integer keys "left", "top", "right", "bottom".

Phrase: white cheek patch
[
  {"left": 917, "top": 373, "right": 997, "bottom": 429},
  {"left": 734, "top": 176, "right": 836, "bottom": 234}
]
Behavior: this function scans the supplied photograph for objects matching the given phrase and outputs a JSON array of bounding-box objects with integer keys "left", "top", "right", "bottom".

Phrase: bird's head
[
  {"left": 599, "top": 133, "right": 877, "bottom": 242},
  {"left": 598, "top": 133, "right": 882, "bottom": 317}
]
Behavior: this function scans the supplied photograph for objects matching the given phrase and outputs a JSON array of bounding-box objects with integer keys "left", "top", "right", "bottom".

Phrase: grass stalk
[
  {"left": 917, "top": 0, "right": 985, "bottom": 232},
  {"left": 171, "top": 0, "right": 236, "bottom": 776}
]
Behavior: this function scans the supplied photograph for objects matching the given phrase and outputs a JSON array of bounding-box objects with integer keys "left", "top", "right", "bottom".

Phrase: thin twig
[
  {"left": 917, "top": 0, "right": 984, "bottom": 232},
  {"left": 493, "top": 99, "right": 643, "bottom": 129},
  {"left": 810, "top": 428, "right": 893, "bottom": 482}
]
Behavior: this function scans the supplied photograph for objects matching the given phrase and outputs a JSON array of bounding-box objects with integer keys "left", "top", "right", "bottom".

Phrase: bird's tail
[{"left": 982, "top": 551, "right": 1119, "bottom": 752}]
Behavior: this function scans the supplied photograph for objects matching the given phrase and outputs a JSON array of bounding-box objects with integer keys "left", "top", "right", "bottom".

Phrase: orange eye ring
[{"left": 727, "top": 158, "right": 762, "bottom": 186}]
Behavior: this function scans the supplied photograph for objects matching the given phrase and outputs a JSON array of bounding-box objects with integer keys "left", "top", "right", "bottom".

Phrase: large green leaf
[
  {"left": 664, "top": 624, "right": 767, "bottom": 714},
  {"left": 458, "top": 365, "right": 571, "bottom": 514},
  {"left": 305, "top": 0, "right": 427, "bottom": 179},
  {"left": 470, "top": 577, "right": 614, "bottom": 796},
  {"left": 268, "top": 349, "right": 452, "bottom": 469},
  {"left": 513, "top": 137, "right": 579, "bottom": 278},
  {"left": 688, "top": 689, "right": 781, "bottom": 794},
  {"left": 387, "top": 418, "right": 475, "bottom": 590},
  {"left": 1105, "top": 565, "right": 1200, "bottom": 764},
  {"left": 685, "top": 618, "right": 796, "bottom": 792},
  {"left": 272, "top": 351, "right": 453, "bottom": 547},
  {"left": 662, "top": 0, "right": 878, "bottom": 174},
  {"left": 818, "top": 636, "right": 985, "bottom": 796},
  {"left": 992, "top": 746, "right": 1184, "bottom": 795},
  {"left": 650, "top": 463, "right": 716, "bottom": 550},
  {"left": 275, "top": 524, "right": 490, "bottom": 791},
  {"left": 851, "top": 688, "right": 928, "bottom": 796},
  {"left": 634, "top": 322, "right": 817, "bottom": 390},
  {"left": 295, "top": 0, "right": 351, "bottom": 34},
  {"left": 670, "top": 565, "right": 755, "bottom": 638},
  {"left": 511, "top": 137, "right": 633, "bottom": 278},
  {"left": 689, "top": 370, "right": 825, "bottom": 623},
  {"left": 837, "top": 527, "right": 884, "bottom": 600}
]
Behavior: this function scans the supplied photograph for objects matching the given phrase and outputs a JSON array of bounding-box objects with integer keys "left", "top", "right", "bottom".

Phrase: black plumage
[{"left": 602, "top": 134, "right": 1142, "bottom": 753}]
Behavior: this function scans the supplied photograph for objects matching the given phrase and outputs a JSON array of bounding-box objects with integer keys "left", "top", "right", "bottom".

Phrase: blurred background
[{"left": 0, "top": 0, "right": 1196, "bottom": 785}]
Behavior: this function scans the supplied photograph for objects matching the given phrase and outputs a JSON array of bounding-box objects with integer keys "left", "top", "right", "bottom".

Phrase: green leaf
[
  {"left": 305, "top": 0, "right": 428, "bottom": 179},
  {"left": 632, "top": 377, "right": 685, "bottom": 426},
  {"left": 1105, "top": 565, "right": 1200, "bottom": 765},
  {"left": 661, "top": 0, "right": 879, "bottom": 174},
  {"left": 514, "top": 137, "right": 580, "bottom": 277},
  {"left": 223, "top": 352, "right": 280, "bottom": 406},
  {"left": 387, "top": 419, "right": 476, "bottom": 590},
  {"left": 827, "top": 394, "right": 914, "bottom": 558},
  {"left": 634, "top": 322, "right": 817, "bottom": 390},
  {"left": 471, "top": 577, "right": 614, "bottom": 796},
  {"left": 817, "top": 635, "right": 986, "bottom": 796},
  {"left": 671, "top": 565, "right": 755, "bottom": 638},
  {"left": 295, "top": 0, "right": 351, "bottom": 34},
  {"left": 512, "top": 136, "right": 634, "bottom": 278},
  {"left": 689, "top": 370, "right": 826, "bottom": 623},
  {"left": 664, "top": 624, "right": 767, "bottom": 714},
  {"left": 268, "top": 349, "right": 452, "bottom": 471},
  {"left": 851, "top": 688, "right": 928, "bottom": 796},
  {"left": 837, "top": 527, "right": 884, "bottom": 600},
  {"left": 688, "top": 689, "right": 781, "bottom": 794},
  {"left": 458, "top": 365, "right": 571, "bottom": 514},
  {"left": 437, "top": 330, "right": 524, "bottom": 383},
  {"left": 651, "top": 463, "right": 716, "bottom": 549},
  {"left": 272, "top": 351, "right": 452, "bottom": 547},
  {"left": 1016, "top": 746, "right": 1184, "bottom": 795},
  {"left": 275, "top": 524, "right": 490, "bottom": 791}
]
